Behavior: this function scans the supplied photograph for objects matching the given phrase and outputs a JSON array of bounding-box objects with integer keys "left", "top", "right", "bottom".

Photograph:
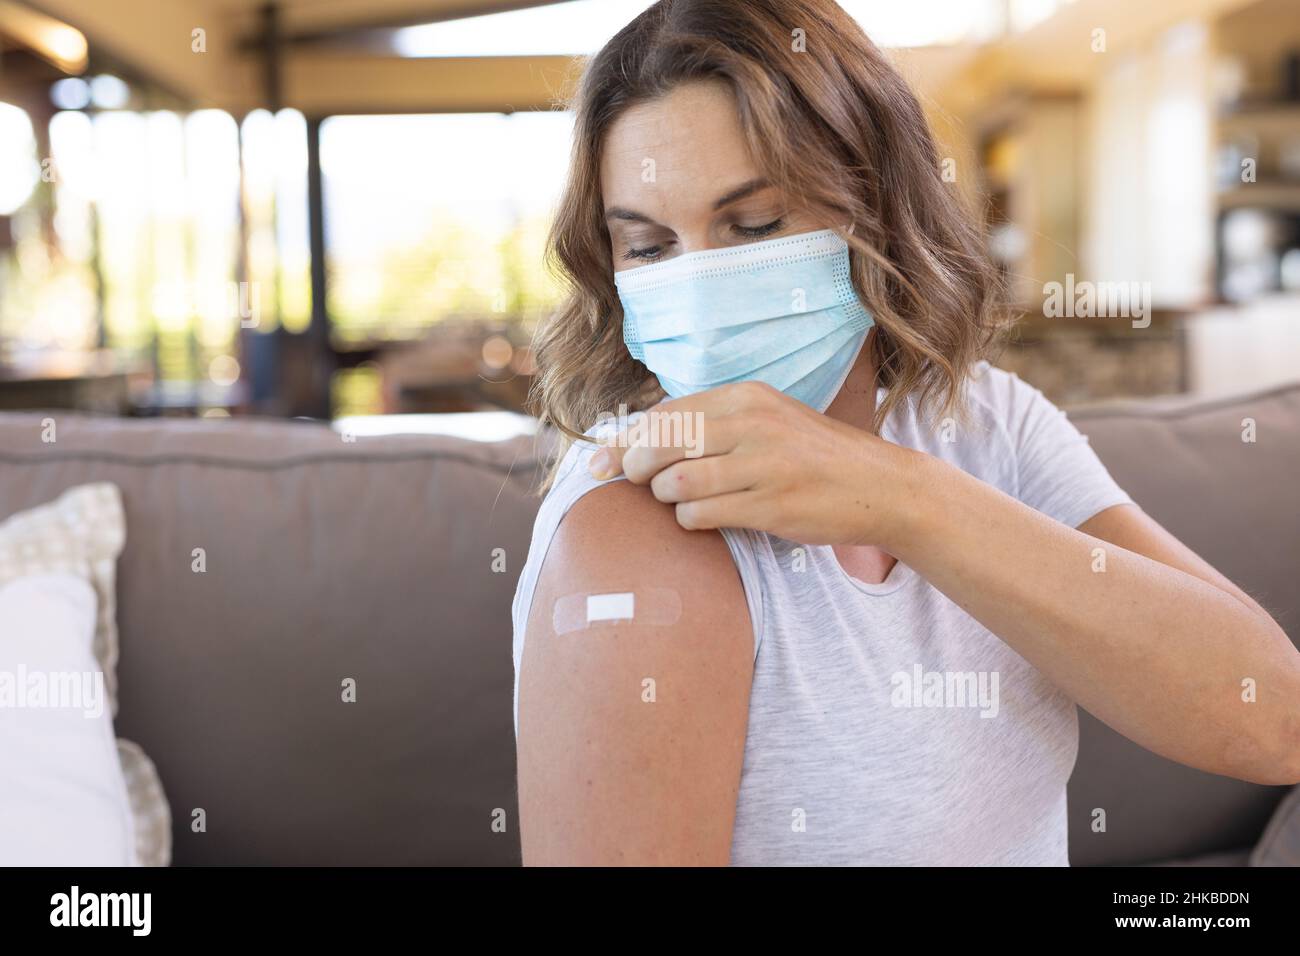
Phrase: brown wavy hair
[{"left": 530, "top": 0, "right": 1007, "bottom": 480}]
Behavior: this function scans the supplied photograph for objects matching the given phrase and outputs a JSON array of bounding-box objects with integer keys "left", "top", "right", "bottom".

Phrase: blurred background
[{"left": 0, "top": 0, "right": 1297, "bottom": 433}]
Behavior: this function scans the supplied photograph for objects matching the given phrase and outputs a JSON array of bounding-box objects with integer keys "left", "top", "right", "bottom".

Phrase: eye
[
  {"left": 622, "top": 244, "right": 666, "bottom": 262},
  {"left": 732, "top": 217, "right": 785, "bottom": 240}
]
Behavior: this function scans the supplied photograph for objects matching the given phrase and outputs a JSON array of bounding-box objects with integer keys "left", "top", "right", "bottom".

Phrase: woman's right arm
[{"left": 516, "top": 479, "right": 754, "bottom": 865}]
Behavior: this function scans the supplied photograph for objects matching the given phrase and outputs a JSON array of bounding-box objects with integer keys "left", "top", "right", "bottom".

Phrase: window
[{"left": 320, "top": 111, "right": 574, "bottom": 342}]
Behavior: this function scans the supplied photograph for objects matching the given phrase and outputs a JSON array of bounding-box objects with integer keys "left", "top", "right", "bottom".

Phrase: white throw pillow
[
  {"left": 0, "top": 483, "right": 171, "bottom": 866},
  {"left": 0, "top": 482, "right": 124, "bottom": 710},
  {"left": 0, "top": 573, "right": 136, "bottom": 865}
]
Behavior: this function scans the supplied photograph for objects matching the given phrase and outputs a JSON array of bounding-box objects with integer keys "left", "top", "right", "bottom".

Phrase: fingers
[
  {"left": 589, "top": 403, "right": 738, "bottom": 483},
  {"left": 622, "top": 437, "right": 690, "bottom": 485},
  {"left": 585, "top": 381, "right": 782, "bottom": 483},
  {"left": 588, "top": 441, "right": 628, "bottom": 481},
  {"left": 649, "top": 455, "right": 757, "bottom": 504},
  {"left": 675, "top": 490, "right": 770, "bottom": 531}
]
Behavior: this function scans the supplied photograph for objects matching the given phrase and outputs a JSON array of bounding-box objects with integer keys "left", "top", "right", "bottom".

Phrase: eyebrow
[{"left": 604, "top": 177, "right": 772, "bottom": 224}]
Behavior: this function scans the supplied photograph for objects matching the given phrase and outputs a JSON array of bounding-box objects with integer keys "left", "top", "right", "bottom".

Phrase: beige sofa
[{"left": 0, "top": 380, "right": 1296, "bottom": 865}]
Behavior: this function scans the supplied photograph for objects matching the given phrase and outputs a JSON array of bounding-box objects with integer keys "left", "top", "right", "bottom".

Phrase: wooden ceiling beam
[
  {"left": 280, "top": 52, "right": 581, "bottom": 115},
  {"left": 22, "top": 0, "right": 256, "bottom": 107},
  {"left": 235, "top": 0, "right": 568, "bottom": 45}
]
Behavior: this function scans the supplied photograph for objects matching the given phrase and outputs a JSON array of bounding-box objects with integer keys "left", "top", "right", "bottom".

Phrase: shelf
[{"left": 1217, "top": 182, "right": 1300, "bottom": 209}]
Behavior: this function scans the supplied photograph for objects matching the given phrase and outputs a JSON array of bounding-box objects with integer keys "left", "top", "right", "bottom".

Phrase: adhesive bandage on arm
[{"left": 551, "top": 589, "right": 683, "bottom": 636}]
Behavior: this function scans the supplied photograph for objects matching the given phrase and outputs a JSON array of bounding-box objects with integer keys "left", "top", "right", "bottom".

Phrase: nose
[{"left": 672, "top": 227, "right": 722, "bottom": 257}]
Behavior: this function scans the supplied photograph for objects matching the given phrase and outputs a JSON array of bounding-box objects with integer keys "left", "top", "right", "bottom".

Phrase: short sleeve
[{"left": 992, "top": 367, "right": 1134, "bottom": 529}]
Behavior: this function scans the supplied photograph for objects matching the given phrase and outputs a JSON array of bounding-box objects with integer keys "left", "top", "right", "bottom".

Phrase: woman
[{"left": 512, "top": 0, "right": 1300, "bottom": 865}]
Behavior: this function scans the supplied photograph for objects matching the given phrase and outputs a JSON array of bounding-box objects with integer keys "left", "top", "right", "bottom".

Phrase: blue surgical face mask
[{"left": 615, "top": 228, "right": 873, "bottom": 413}]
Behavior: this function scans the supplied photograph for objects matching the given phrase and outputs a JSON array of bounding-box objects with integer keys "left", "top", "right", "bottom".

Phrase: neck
[{"left": 824, "top": 327, "right": 879, "bottom": 431}]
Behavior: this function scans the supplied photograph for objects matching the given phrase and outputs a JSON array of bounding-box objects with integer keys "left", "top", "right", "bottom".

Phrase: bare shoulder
[
  {"left": 534, "top": 477, "right": 751, "bottom": 620},
  {"left": 517, "top": 478, "right": 754, "bottom": 865}
]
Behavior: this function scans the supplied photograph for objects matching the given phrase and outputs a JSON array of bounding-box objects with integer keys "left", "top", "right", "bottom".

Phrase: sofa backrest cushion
[
  {"left": 0, "top": 414, "right": 545, "bottom": 865},
  {"left": 1066, "top": 382, "right": 1300, "bottom": 864}
]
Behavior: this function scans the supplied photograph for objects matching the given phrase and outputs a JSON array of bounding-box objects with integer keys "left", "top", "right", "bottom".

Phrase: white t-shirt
[{"left": 512, "top": 361, "right": 1134, "bottom": 865}]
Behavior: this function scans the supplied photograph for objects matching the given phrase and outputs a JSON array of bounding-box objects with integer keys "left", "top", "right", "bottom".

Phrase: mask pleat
[
  {"left": 638, "top": 309, "right": 847, "bottom": 386},
  {"left": 620, "top": 252, "right": 848, "bottom": 340}
]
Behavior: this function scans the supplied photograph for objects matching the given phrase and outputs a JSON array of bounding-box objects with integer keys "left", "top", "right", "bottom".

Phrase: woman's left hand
[{"left": 587, "top": 380, "right": 922, "bottom": 547}]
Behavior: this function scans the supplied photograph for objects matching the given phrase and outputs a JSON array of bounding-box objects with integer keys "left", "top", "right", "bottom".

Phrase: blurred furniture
[
  {"left": 1182, "top": 293, "right": 1300, "bottom": 397},
  {"left": 978, "top": 93, "right": 1083, "bottom": 307},
  {"left": 0, "top": 380, "right": 1296, "bottom": 865},
  {"left": 131, "top": 381, "right": 245, "bottom": 418},
  {"left": 366, "top": 323, "right": 535, "bottom": 415},
  {"left": 0, "top": 350, "right": 140, "bottom": 415},
  {"left": 998, "top": 312, "right": 1188, "bottom": 406},
  {"left": 1214, "top": 0, "right": 1300, "bottom": 300}
]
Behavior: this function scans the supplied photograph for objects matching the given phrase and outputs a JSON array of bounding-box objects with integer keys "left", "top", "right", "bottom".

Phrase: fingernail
[{"left": 589, "top": 449, "right": 615, "bottom": 480}]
